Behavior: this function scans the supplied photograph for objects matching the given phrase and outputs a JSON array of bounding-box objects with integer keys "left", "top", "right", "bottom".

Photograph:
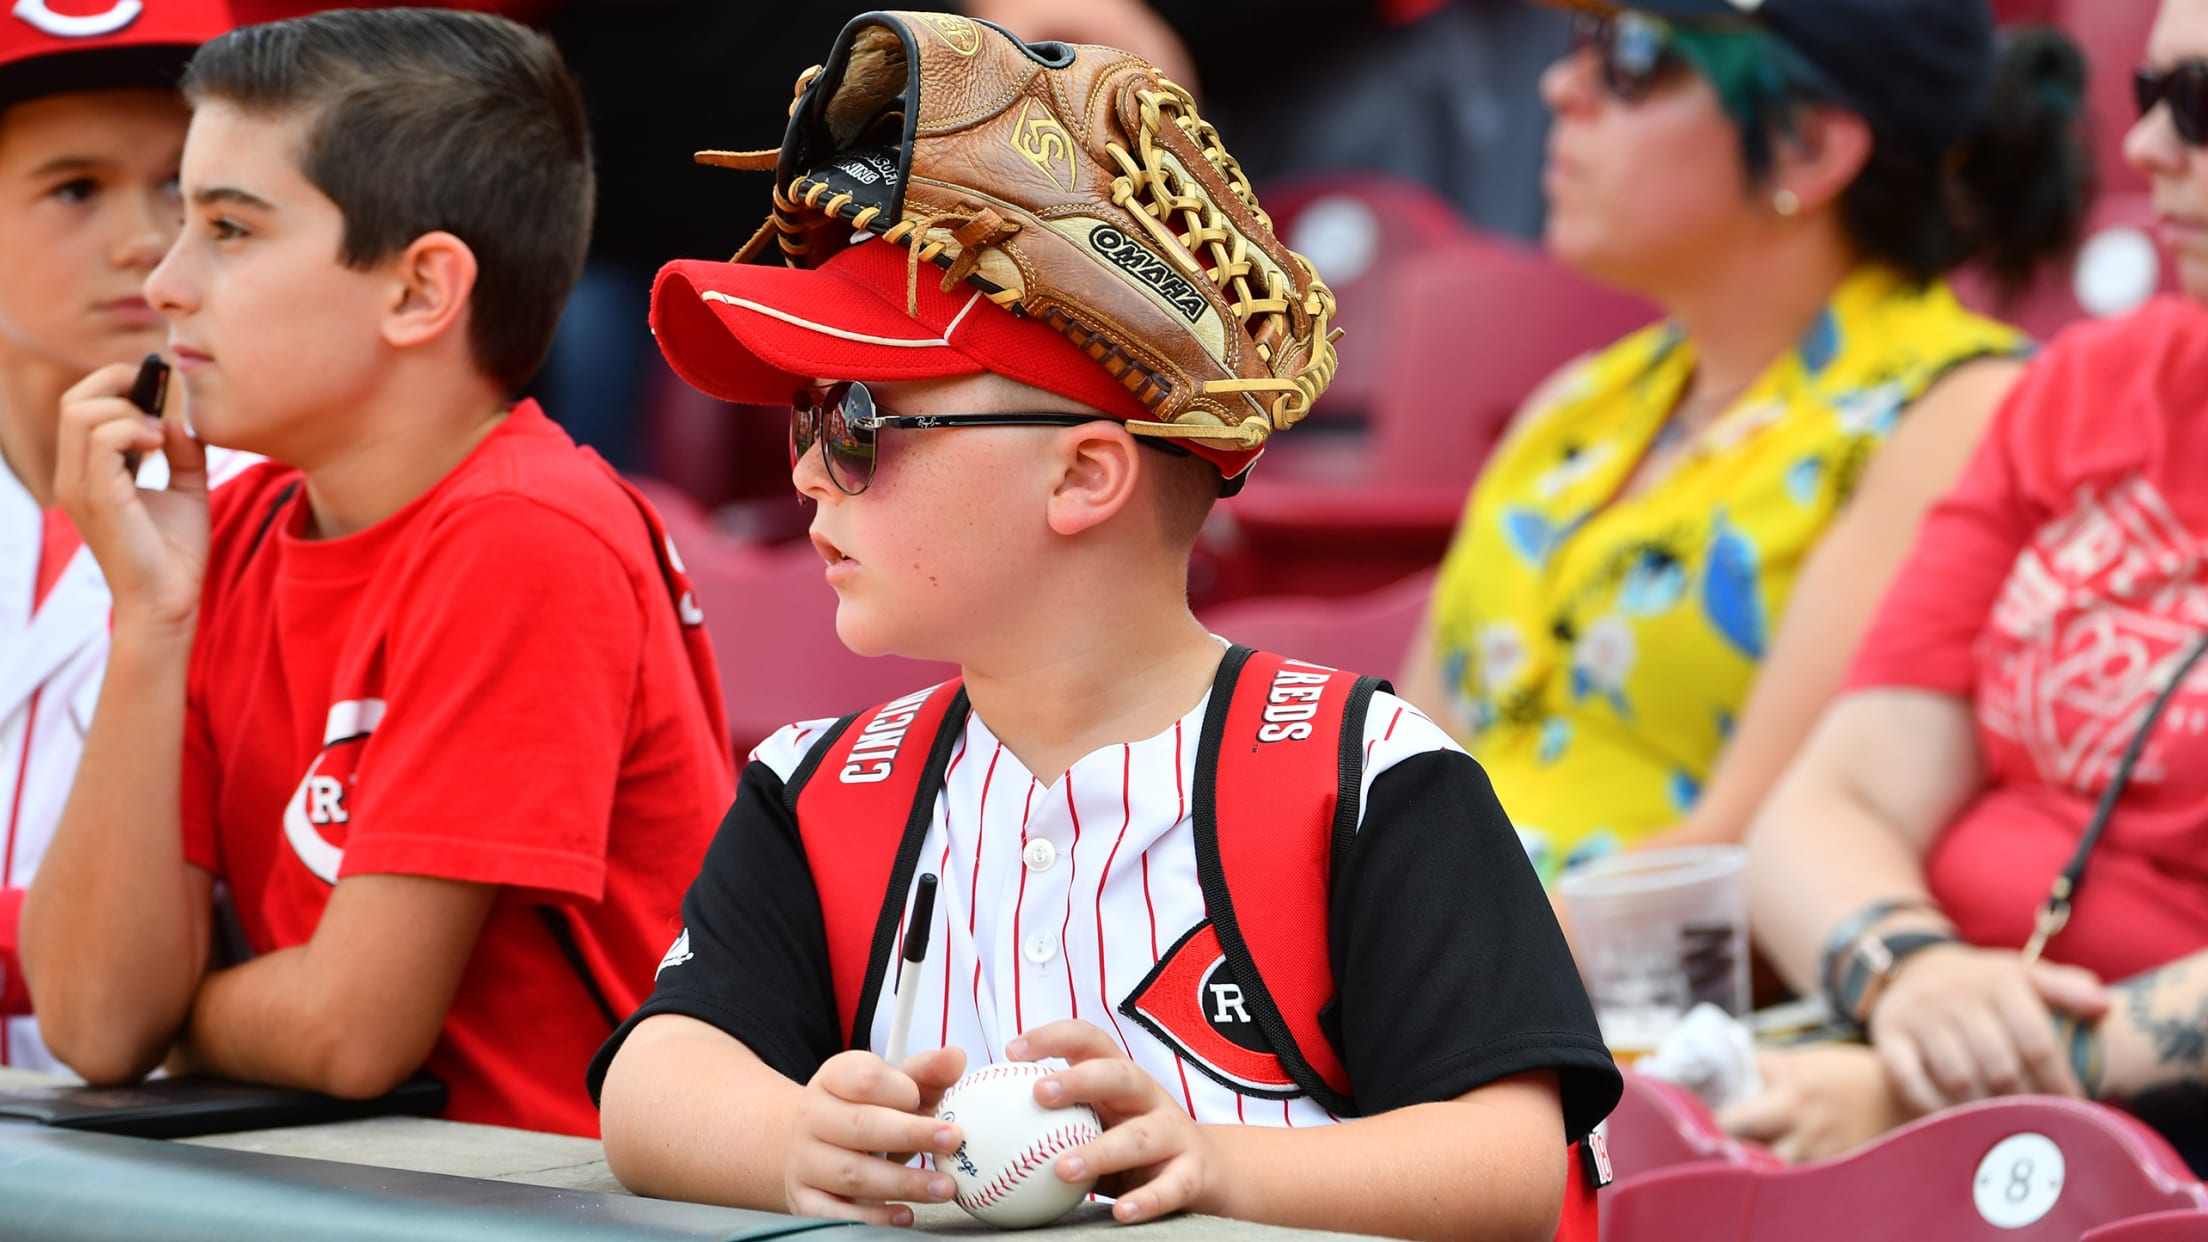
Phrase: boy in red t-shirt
[{"left": 22, "top": 8, "right": 734, "bottom": 1137}]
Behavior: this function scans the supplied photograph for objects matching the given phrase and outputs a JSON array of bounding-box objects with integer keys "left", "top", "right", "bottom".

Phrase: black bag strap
[
  {"left": 535, "top": 906, "right": 622, "bottom": 1030},
  {"left": 2022, "top": 629, "right": 2208, "bottom": 962},
  {"left": 243, "top": 481, "right": 300, "bottom": 561}
]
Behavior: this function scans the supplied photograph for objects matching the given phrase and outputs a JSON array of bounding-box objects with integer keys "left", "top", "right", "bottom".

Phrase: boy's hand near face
[
  {"left": 788, "top": 1045, "right": 968, "bottom": 1225},
  {"left": 1011, "top": 1021, "right": 1218, "bottom": 1225},
  {"left": 54, "top": 358, "right": 209, "bottom": 634}
]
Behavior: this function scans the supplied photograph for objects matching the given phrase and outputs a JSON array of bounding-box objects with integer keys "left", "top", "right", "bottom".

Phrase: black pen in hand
[{"left": 121, "top": 353, "right": 170, "bottom": 477}]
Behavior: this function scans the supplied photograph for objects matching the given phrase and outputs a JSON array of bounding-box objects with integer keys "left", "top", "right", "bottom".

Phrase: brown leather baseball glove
[{"left": 698, "top": 10, "right": 1339, "bottom": 458}]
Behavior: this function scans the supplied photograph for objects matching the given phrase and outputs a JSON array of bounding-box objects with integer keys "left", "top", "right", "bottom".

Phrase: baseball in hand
[{"left": 933, "top": 1062, "right": 1103, "bottom": 1228}]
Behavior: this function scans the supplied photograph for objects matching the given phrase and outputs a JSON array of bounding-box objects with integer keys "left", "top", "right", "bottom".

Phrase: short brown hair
[{"left": 181, "top": 8, "right": 592, "bottom": 391}]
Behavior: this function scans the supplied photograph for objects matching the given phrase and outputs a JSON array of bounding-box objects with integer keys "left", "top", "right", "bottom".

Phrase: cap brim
[
  {"left": 653, "top": 259, "right": 988, "bottom": 406},
  {"left": 0, "top": 43, "right": 195, "bottom": 112},
  {"left": 652, "top": 244, "right": 1265, "bottom": 484}
]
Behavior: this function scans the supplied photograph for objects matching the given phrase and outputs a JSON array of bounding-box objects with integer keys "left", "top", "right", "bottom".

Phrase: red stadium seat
[
  {"left": 1604, "top": 1069, "right": 1781, "bottom": 1186},
  {"left": 1994, "top": 0, "right": 2063, "bottom": 23},
  {"left": 1196, "top": 570, "right": 1435, "bottom": 681},
  {"left": 1366, "top": 241, "right": 1656, "bottom": 487},
  {"left": 1212, "top": 238, "right": 1656, "bottom": 603},
  {"left": 681, "top": 535, "right": 955, "bottom": 759},
  {"left": 623, "top": 473, "right": 719, "bottom": 565},
  {"left": 1258, "top": 172, "right": 1489, "bottom": 455},
  {"left": 2056, "top": 0, "right": 2158, "bottom": 199},
  {"left": 2082, "top": 1209, "right": 2208, "bottom": 1241},
  {"left": 1956, "top": 193, "right": 2173, "bottom": 340},
  {"left": 1604, "top": 1097, "right": 2208, "bottom": 1242}
]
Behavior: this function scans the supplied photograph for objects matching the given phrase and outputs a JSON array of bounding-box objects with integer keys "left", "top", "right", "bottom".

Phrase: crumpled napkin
[{"left": 1637, "top": 1003, "right": 1766, "bottom": 1111}]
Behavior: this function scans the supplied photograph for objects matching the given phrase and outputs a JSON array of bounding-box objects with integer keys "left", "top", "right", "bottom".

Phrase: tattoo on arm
[{"left": 2124, "top": 970, "right": 2208, "bottom": 1072}]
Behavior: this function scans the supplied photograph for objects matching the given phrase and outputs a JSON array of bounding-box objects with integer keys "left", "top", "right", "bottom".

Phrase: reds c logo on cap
[{"left": 12, "top": 0, "right": 142, "bottom": 39}]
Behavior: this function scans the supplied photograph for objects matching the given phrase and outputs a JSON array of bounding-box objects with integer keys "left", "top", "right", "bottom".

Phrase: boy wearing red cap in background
[
  {"left": 21, "top": 8, "right": 732, "bottom": 1136},
  {"left": 591, "top": 14, "right": 1619, "bottom": 1240},
  {"left": 0, "top": 0, "right": 241, "bottom": 1074}
]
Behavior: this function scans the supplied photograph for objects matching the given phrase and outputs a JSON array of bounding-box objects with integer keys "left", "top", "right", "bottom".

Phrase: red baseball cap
[
  {"left": 0, "top": 0, "right": 231, "bottom": 112},
  {"left": 651, "top": 238, "right": 1263, "bottom": 482}
]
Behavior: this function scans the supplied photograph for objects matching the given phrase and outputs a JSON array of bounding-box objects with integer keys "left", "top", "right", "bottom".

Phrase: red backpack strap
[
  {"left": 1193, "top": 646, "right": 1381, "bottom": 1115},
  {"left": 789, "top": 681, "right": 969, "bottom": 1049},
  {"left": 597, "top": 460, "right": 732, "bottom": 761},
  {"left": 1554, "top": 1136, "right": 1609, "bottom": 1242}
]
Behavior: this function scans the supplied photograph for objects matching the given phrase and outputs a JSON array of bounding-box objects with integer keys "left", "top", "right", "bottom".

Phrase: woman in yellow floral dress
[{"left": 1398, "top": 0, "right": 2093, "bottom": 888}]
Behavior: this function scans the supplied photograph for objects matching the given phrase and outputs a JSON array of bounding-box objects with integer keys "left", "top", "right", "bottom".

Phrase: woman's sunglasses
[
  {"left": 1570, "top": 11, "right": 1688, "bottom": 104},
  {"left": 2136, "top": 61, "right": 2208, "bottom": 147},
  {"left": 791, "top": 381, "right": 1181, "bottom": 496}
]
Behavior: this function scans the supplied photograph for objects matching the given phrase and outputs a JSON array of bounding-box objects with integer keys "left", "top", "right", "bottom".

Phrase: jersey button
[
  {"left": 1022, "top": 839, "right": 1057, "bottom": 872},
  {"left": 1023, "top": 934, "right": 1057, "bottom": 964}
]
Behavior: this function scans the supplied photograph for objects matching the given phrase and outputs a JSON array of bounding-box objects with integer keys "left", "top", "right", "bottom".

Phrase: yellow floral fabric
[{"left": 1429, "top": 265, "right": 2025, "bottom": 887}]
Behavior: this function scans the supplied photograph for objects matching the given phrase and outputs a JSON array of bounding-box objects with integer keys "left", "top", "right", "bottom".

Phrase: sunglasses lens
[
  {"left": 821, "top": 383, "right": 879, "bottom": 495},
  {"left": 2139, "top": 64, "right": 2208, "bottom": 146},
  {"left": 1599, "top": 13, "right": 1673, "bottom": 103},
  {"left": 2175, "top": 66, "right": 2208, "bottom": 145},
  {"left": 790, "top": 389, "right": 815, "bottom": 468}
]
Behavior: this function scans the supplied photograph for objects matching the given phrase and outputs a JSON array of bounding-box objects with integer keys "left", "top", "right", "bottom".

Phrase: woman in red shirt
[{"left": 1728, "top": 0, "right": 2208, "bottom": 1170}]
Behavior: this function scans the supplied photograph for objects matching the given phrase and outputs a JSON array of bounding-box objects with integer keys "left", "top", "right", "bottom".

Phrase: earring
[{"left": 1772, "top": 188, "right": 1801, "bottom": 218}]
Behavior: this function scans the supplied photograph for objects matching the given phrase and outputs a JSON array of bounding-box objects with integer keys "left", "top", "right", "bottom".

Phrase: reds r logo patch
[
  {"left": 12, "top": 0, "right": 141, "bottom": 38},
  {"left": 1120, "top": 920, "right": 1299, "bottom": 1098},
  {"left": 282, "top": 698, "right": 383, "bottom": 885}
]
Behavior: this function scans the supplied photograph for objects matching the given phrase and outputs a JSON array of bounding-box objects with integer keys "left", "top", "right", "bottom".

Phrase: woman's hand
[
  {"left": 1869, "top": 944, "right": 2108, "bottom": 1112},
  {"left": 1717, "top": 1043, "right": 1919, "bottom": 1163}
]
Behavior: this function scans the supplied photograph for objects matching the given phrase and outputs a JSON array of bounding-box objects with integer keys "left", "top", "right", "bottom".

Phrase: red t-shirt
[
  {"left": 1844, "top": 298, "right": 2208, "bottom": 983},
  {"left": 183, "top": 402, "right": 733, "bottom": 1135}
]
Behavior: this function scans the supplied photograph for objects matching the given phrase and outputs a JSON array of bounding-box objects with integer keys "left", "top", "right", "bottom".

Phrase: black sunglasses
[
  {"left": 791, "top": 381, "right": 1186, "bottom": 497},
  {"left": 1570, "top": 11, "right": 1688, "bottom": 104},
  {"left": 2136, "top": 61, "right": 2208, "bottom": 147}
]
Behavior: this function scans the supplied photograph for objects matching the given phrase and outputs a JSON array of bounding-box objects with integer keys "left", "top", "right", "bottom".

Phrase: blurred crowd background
[{"left": 234, "top": 0, "right": 2164, "bottom": 761}]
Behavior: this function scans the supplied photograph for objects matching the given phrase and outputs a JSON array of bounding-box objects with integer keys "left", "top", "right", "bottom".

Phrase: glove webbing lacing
[{"left": 1104, "top": 79, "right": 1338, "bottom": 446}]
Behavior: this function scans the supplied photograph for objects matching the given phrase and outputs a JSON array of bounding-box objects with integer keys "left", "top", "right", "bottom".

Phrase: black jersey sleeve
[
  {"left": 1330, "top": 748, "right": 1623, "bottom": 1138},
  {"left": 587, "top": 759, "right": 841, "bottom": 1103}
]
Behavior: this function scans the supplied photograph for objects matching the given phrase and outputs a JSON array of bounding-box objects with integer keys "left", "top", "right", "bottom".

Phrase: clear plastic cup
[{"left": 1556, "top": 845, "right": 1750, "bottom": 1061}]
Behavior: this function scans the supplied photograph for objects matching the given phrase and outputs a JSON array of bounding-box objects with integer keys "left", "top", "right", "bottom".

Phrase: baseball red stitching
[
  {"left": 947, "top": 1062, "right": 1048, "bottom": 1097},
  {"left": 960, "top": 1122, "right": 1101, "bottom": 1211}
]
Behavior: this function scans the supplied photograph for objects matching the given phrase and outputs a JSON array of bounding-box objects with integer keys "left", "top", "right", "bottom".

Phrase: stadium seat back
[
  {"left": 2082, "top": 1208, "right": 2208, "bottom": 1241},
  {"left": 1369, "top": 241, "right": 1656, "bottom": 489},
  {"left": 683, "top": 537, "right": 956, "bottom": 758},
  {"left": 1604, "top": 1069, "right": 1781, "bottom": 1186},
  {"left": 1261, "top": 173, "right": 1486, "bottom": 431},
  {"left": 1606, "top": 1096, "right": 2208, "bottom": 1242},
  {"left": 1196, "top": 570, "right": 1436, "bottom": 682}
]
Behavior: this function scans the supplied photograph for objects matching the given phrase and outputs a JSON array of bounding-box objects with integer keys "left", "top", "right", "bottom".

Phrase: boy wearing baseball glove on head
[
  {"left": 23, "top": 8, "right": 733, "bottom": 1136},
  {"left": 591, "top": 12, "right": 1619, "bottom": 1239}
]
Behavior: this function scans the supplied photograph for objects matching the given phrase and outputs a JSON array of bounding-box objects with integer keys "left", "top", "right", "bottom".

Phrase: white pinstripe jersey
[
  {"left": 0, "top": 448, "right": 256, "bottom": 1072},
  {"left": 751, "top": 685, "right": 1452, "bottom": 1128}
]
